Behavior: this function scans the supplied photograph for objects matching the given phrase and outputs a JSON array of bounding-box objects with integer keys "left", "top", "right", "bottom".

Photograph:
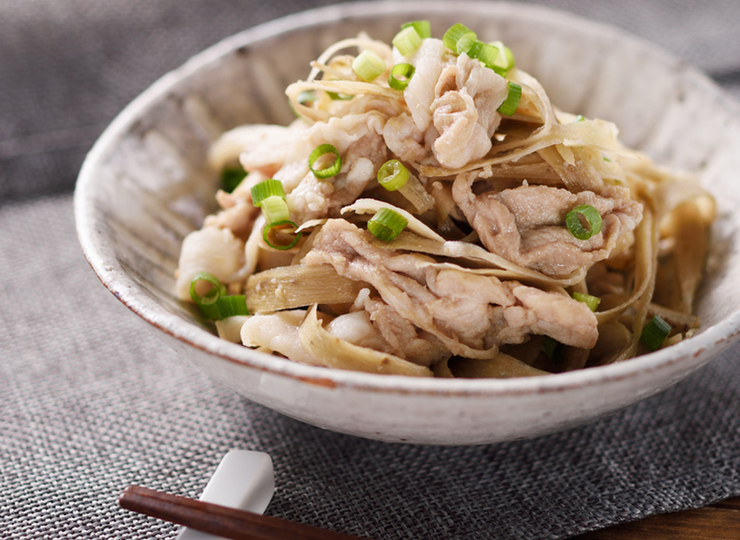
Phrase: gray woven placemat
[
  {"left": 2, "top": 2, "right": 740, "bottom": 539},
  {"left": 2, "top": 195, "right": 740, "bottom": 539}
]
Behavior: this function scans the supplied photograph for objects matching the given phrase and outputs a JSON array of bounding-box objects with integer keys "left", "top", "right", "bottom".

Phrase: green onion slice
[
  {"left": 468, "top": 41, "right": 508, "bottom": 75},
  {"left": 326, "top": 91, "right": 353, "bottom": 101},
  {"left": 190, "top": 271, "right": 227, "bottom": 306},
  {"left": 468, "top": 41, "right": 500, "bottom": 70},
  {"left": 489, "top": 40, "right": 516, "bottom": 71},
  {"left": 640, "top": 315, "right": 671, "bottom": 351},
  {"left": 377, "top": 159, "right": 410, "bottom": 191},
  {"left": 200, "top": 295, "right": 250, "bottom": 320},
  {"left": 325, "top": 79, "right": 352, "bottom": 100},
  {"left": 352, "top": 50, "right": 387, "bottom": 82},
  {"left": 297, "top": 90, "right": 316, "bottom": 105},
  {"left": 388, "top": 63, "right": 415, "bottom": 91},
  {"left": 199, "top": 295, "right": 250, "bottom": 320},
  {"left": 189, "top": 272, "right": 249, "bottom": 320},
  {"left": 220, "top": 165, "right": 247, "bottom": 194},
  {"left": 263, "top": 220, "right": 303, "bottom": 250},
  {"left": 210, "top": 295, "right": 249, "bottom": 319},
  {"left": 308, "top": 144, "right": 342, "bottom": 179},
  {"left": 392, "top": 26, "right": 422, "bottom": 57},
  {"left": 542, "top": 336, "right": 555, "bottom": 360},
  {"left": 443, "top": 23, "right": 477, "bottom": 55},
  {"left": 367, "top": 208, "right": 408, "bottom": 241},
  {"left": 565, "top": 204, "right": 603, "bottom": 240},
  {"left": 541, "top": 336, "right": 564, "bottom": 362},
  {"left": 497, "top": 81, "right": 522, "bottom": 116},
  {"left": 260, "top": 195, "right": 290, "bottom": 225},
  {"left": 401, "top": 20, "right": 431, "bottom": 39},
  {"left": 572, "top": 292, "right": 601, "bottom": 312},
  {"left": 251, "top": 178, "right": 285, "bottom": 206}
]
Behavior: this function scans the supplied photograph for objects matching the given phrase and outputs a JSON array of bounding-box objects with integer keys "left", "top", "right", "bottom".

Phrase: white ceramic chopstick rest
[{"left": 176, "top": 450, "right": 275, "bottom": 540}]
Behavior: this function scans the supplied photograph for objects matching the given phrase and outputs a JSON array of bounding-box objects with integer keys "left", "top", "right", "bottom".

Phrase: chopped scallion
[
  {"left": 326, "top": 90, "right": 353, "bottom": 101},
  {"left": 189, "top": 272, "right": 249, "bottom": 320},
  {"left": 458, "top": 34, "right": 478, "bottom": 55},
  {"left": 388, "top": 63, "right": 415, "bottom": 91},
  {"left": 260, "top": 195, "right": 290, "bottom": 224},
  {"left": 640, "top": 315, "right": 671, "bottom": 351},
  {"left": 297, "top": 90, "right": 316, "bottom": 105},
  {"left": 392, "top": 26, "right": 422, "bottom": 57},
  {"left": 308, "top": 144, "right": 342, "bottom": 178},
  {"left": 489, "top": 40, "right": 516, "bottom": 71},
  {"left": 377, "top": 160, "right": 435, "bottom": 213},
  {"left": 189, "top": 271, "right": 227, "bottom": 306},
  {"left": 541, "top": 336, "right": 564, "bottom": 362},
  {"left": 572, "top": 292, "right": 601, "bottom": 312},
  {"left": 377, "top": 159, "right": 410, "bottom": 191},
  {"left": 467, "top": 41, "right": 500, "bottom": 70},
  {"left": 565, "top": 204, "right": 603, "bottom": 240},
  {"left": 497, "top": 81, "right": 522, "bottom": 116},
  {"left": 352, "top": 50, "right": 387, "bottom": 82},
  {"left": 367, "top": 208, "right": 408, "bottom": 241},
  {"left": 251, "top": 178, "right": 285, "bottom": 206},
  {"left": 401, "top": 20, "right": 431, "bottom": 39},
  {"left": 220, "top": 165, "right": 247, "bottom": 194},
  {"left": 199, "top": 295, "right": 249, "bottom": 320},
  {"left": 210, "top": 295, "right": 250, "bottom": 319},
  {"left": 263, "top": 220, "right": 303, "bottom": 250},
  {"left": 443, "top": 23, "right": 477, "bottom": 55},
  {"left": 252, "top": 180, "right": 291, "bottom": 226}
]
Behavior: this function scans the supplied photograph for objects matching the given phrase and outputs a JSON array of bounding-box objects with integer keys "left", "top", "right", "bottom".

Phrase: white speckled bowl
[{"left": 75, "top": 1, "right": 740, "bottom": 444}]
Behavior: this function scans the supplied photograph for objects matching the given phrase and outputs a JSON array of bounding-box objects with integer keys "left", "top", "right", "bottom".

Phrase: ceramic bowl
[{"left": 75, "top": 1, "right": 740, "bottom": 444}]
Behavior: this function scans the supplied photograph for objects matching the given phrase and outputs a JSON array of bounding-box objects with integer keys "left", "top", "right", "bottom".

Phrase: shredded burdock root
[{"left": 175, "top": 22, "right": 716, "bottom": 378}]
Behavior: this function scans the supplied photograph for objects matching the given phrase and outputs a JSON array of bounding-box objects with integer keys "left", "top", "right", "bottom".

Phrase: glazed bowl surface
[{"left": 75, "top": 1, "right": 740, "bottom": 444}]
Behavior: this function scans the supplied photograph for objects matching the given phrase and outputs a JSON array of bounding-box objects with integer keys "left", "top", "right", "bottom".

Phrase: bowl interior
[{"left": 75, "top": 1, "right": 740, "bottom": 442}]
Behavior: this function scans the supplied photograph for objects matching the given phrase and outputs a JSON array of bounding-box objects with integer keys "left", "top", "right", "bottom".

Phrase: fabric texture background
[{"left": 2, "top": 1, "right": 739, "bottom": 538}]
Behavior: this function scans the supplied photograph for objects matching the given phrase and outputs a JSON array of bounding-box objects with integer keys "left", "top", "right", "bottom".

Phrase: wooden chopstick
[{"left": 119, "top": 485, "right": 372, "bottom": 540}]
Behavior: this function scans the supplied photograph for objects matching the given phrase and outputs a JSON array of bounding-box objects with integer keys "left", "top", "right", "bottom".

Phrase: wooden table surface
[{"left": 573, "top": 496, "right": 740, "bottom": 539}]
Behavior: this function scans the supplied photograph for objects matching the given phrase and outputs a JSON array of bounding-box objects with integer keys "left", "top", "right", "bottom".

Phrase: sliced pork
[
  {"left": 175, "top": 226, "right": 246, "bottom": 300},
  {"left": 283, "top": 112, "right": 388, "bottom": 223},
  {"left": 452, "top": 178, "right": 643, "bottom": 277},
  {"left": 430, "top": 53, "right": 509, "bottom": 168},
  {"left": 301, "top": 219, "right": 598, "bottom": 361},
  {"left": 393, "top": 39, "right": 509, "bottom": 168}
]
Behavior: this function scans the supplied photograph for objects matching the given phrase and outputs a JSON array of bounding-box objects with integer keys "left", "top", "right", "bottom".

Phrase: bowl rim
[{"left": 75, "top": 0, "right": 740, "bottom": 398}]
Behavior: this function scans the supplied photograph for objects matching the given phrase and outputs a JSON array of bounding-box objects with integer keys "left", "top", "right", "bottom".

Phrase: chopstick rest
[
  {"left": 119, "top": 485, "right": 371, "bottom": 540},
  {"left": 177, "top": 450, "right": 275, "bottom": 540}
]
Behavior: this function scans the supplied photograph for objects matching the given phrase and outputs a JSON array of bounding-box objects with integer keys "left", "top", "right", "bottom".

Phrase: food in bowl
[{"left": 174, "top": 22, "right": 715, "bottom": 379}]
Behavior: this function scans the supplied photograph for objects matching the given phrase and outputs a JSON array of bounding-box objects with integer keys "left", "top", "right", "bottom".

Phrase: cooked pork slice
[
  {"left": 430, "top": 53, "right": 509, "bottom": 168},
  {"left": 284, "top": 113, "right": 388, "bottom": 223},
  {"left": 208, "top": 121, "right": 307, "bottom": 176},
  {"left": 203, "top": 201, "right": 260, "bottom": 241},
  {"left": 399, "top": 40, "right": 510, "bottom": 169},
  {"left": 382, "top": 113, "right": 428, "bottom": 163},
  {"left": 302, "top": 219, "right": 598, "bottom": 358},
  {"left": 361, "top": 295, "right": 451, "bottom": 367},
  {"left": 452, "top": 179, "right": 643, "bottom": 277},
  {"left": 403, "top": 38, "right": 453, "bottom": 132},
  {"left": 240, "top": 310, "right": 315, "bottom": 364},
  {"left": 175, "top": 226, "right": 246, "bottom": 300},
  {"left": 205, "top": 170, "right": 270, "bottom": 242},
  {"left": 492, "top": 284, "right": 599, "bottom": 347},
  {"left": 325, "top": 310, "right": 391, "bottom": 353}
]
